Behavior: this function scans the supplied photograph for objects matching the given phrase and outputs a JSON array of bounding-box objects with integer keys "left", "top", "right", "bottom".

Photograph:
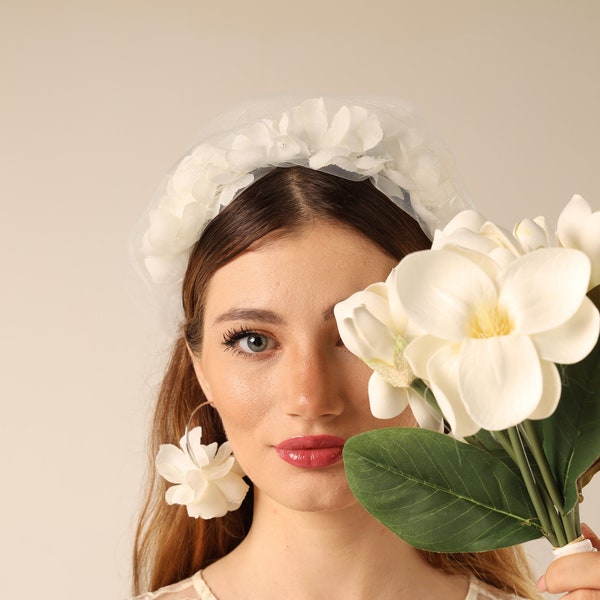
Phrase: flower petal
[
  {"left": 479, "top": 221, "right": 521, "bottom": 255},
  {"left": 437, "top": 209, "right": 487, "bottom": 238},
  {"left": 215, "top": 472, "right": 250, "bottom": 507},
  {"left": 426, "top": 344, "right": 480, "bottom": 437},
  {"left": 334, "top": 290, "right": 398, "bottom": 362},
  {"left": 165, "top": 483, "right": 195, "bottom": 506},
  {"left": 513, "top": 216, "right": 553, "bottom": 252},
  {"left": 186, "top": 484, "right": 228, "bottom": 519},
  {"left": 557, "top": 194, "right": 592, "bottom": 247},
  {"left": 532, "top": 297, "right": 600, "bottom": 364},
  {"left": 406, "top": 388, "right": 444, "bottom": 432},
  {"left": 392, "top": 250, "right": 497, "bottom": 341},
  {"left": 557, "top": 195, "right": 600, "bottom": 288},
  {"left": 527, "top": 361, "right": 561, "bottom": 420},
  {"left": 321, "top": 105, "right": 351, "bottom": 148},
  {"left": 155, "top": 444, "right": 194, "bottom": 483},
  {"left": 350, "top": 307, "right": 398, "bottom": 360},
  {"left": 367, "top": 373, "right": 409, "bottom": 419},
  {"left": 355, "top": 112, "right": 383, "bottom": 150},
  {"left": 499, "top": 248, "right": 591, "bottom": 334},
  {"left": 404, "top": 334, "right": 446, "bottom": 380},
  {"left": 186, "top": 468, "right": 209, "bottom": 496},
  {"left": 207, "top": 456, "right": 236, "bottom": 481},
  {"left": 213, "top": 440, "right": 234, "bottom": 465},
  {"left": 432, "top": 227, "right": 498, "bottom": 255},
  {"left": 384, "top": 276, "right": 410, "bottom": 334},
  {"left": 295, "top": 97, "right": 328, "bottom": 142},
  {"left": 459, "top": 336, "right": 542, "bottom": 431}
]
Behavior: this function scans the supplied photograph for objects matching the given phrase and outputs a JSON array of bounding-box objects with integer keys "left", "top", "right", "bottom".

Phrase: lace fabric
[
  {"left": 130, "top": 571, "right": 215, "bottom": 599},
  {"left": 130, "top": 573, "right": 522, "bottom": 600}
]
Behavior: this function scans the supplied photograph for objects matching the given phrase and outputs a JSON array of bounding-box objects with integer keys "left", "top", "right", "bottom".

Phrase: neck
[{"left": 206, "top": 491, "right": 468, "bottom": 600}]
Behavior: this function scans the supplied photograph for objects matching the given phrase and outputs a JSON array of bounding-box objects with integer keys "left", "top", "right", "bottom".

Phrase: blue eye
[
  {"left": 239, "top": 333, "right": 269, "bottom": 353},
  {"left": 222, "top": 328, "right": 272, "bottom": 355}
]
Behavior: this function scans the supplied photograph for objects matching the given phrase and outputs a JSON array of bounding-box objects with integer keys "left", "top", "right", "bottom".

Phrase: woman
[{"left": 131, "top": 98, "right": 600, "bottom": 599}]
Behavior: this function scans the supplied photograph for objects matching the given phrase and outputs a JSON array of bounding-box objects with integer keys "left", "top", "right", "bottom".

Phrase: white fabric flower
[
  {"left": 155, "top": 427, "right": 249, "bottom": 519},
  {"left": 136, "top": 96, "right": 471, "bottom": 285},
  {"left": 557, "top": 194, "right": 600, "bottom": 289},
  {"left": 393, "top": 247, "right": 599, "bottom": 437},
  {"left": 334, "top": 282, "right": 442, "bottom": 430}
]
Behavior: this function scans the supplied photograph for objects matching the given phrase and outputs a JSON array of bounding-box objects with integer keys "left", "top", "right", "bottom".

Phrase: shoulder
[
  {"left": 466, "top": 578, "right": 527, "bottom": 600},
  {"left": 128, "top": 571, "right": 217, "bottom": 600}
]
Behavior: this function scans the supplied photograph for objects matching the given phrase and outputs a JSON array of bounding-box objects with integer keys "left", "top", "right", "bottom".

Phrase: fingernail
[{"left": 537, "top": 575, "right": 547, "bottom": 592}]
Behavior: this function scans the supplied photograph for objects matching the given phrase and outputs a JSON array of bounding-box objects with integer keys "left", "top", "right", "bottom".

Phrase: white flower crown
[{"left": 135, "top": 97, "right": 471, "bottom": 286}]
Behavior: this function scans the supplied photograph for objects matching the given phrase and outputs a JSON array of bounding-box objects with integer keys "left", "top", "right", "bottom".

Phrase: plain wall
[{"left": 1, "top": 2, "right": 599, "bottom": 598}]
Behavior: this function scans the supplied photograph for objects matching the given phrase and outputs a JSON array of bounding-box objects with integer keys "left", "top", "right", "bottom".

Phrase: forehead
[{"left": 203, "top": 222, "right": 397, "bottom": 321}]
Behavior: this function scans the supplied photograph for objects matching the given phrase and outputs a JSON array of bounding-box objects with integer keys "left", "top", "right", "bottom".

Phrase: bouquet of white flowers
[{"left": 335, "top": 195, "right": 600, "bottom": 554}]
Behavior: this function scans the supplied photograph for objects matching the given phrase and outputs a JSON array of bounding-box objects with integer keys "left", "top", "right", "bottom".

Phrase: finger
[
  {"left": 562, "top": 591, "right": 600, "bottom": 600},
  {"left": 582, "top": 524, "right": 600, "bottom": 552},
  {"left": 543, "top": 552, "right": 600, "bottom": 594}
]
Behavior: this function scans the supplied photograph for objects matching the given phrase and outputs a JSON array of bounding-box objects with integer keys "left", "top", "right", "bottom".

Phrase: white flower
[
  {"left": 155, "top": 427, "right": 249, "bottom": 519},
  {"left": 334, "top": 282, "right": 443, "bottom": 430},
  {"left": 557, "top": 194, "right": 600, "bottom": 289},
  {"left": 137, "top": 97, "right": 470, "bottom": 285},
  {"left": 432, "top": 209, "right": 523, "bottom": 269},
  {"left": 393, "top": 247, "right": 599, "bottom": 437},
  {"left": 513, "top": 216, "right": 554, "bottom": 252}
]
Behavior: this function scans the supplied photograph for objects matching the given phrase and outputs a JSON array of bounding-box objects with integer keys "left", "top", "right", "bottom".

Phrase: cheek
[{"left": 207, "top": 366, "right": 273, "bottom": 441}]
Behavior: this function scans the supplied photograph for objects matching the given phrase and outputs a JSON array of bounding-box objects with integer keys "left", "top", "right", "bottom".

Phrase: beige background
[{"left": 1, "top": 1, "right": 599, "bottom": 598}]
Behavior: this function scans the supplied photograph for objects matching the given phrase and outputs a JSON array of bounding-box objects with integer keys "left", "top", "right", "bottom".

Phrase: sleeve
[{"left": 127, "top": 578, "right": 201, "bottom": 600}]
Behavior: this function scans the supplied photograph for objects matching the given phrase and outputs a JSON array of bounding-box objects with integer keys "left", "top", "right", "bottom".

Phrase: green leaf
[
  {"left": 344, "top": 427, "right": 542, "bottom": 552},
  {"left": 465, "top": 429, "right": 520, "bottom": 476},
  {"left": 534, "top": 332, "right": 600, "bottom": 512}
]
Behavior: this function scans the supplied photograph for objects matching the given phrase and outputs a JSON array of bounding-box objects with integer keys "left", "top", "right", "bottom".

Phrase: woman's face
[{"left": 191, "top": 220, "right": 416, "bottom": 513}]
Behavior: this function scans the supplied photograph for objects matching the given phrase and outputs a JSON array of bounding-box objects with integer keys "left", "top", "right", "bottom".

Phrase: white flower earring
[{"left": 155, "top": 402, "right": 250, "bottom": 519}]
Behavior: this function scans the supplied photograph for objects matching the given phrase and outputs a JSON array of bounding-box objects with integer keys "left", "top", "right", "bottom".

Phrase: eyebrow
[
  {"left": 213, "top": 302, "right": 339, "bottom": 326},
  {"left": 213, "top": 308, "right": 285, "bottom": 326},
  {"left": 322, "top": 303, "right": 336, "bottom": 322}
]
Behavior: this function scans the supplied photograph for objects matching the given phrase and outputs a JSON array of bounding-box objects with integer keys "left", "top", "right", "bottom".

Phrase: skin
[
  {"left": 190, "top": 220, "right": 469, "bottom": 599},
  {"left": 538, "top": 524, "right": 600, "bottom": 598},
  {"left": 194, "top": 221, "right": 412, "bottom": 513}
]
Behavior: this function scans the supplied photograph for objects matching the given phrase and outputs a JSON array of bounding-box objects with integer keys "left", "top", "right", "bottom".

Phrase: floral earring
[{"left": 155, "top": 402, "right": 249, "bottom": 519}]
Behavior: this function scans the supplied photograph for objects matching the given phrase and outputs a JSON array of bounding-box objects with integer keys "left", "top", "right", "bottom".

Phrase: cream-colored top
[{"left": 131, "top": 573, "right": 522, "bottom": 599}]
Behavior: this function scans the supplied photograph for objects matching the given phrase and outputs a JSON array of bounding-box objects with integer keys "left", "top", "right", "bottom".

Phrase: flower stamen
[
  {"left": 367, "top": 337, "right": 415, "bottom": 387},
  {"left": 468, "top": 305, "right": 514, "bottom": 339}
]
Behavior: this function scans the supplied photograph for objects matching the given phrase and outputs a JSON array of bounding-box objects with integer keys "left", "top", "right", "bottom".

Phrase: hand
[{"left": 538, "top": 524, "right": 600, "bottom": 597}]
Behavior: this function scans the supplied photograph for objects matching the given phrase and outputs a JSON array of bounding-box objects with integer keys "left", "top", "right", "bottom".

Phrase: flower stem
[
  {"left": 569, "top": 503, "right": 582, "bottom": 538},
  {"left": 506, "top": 427, "right": 559, "bottom": 547},
  {"left": 537, "top": 482, "right": 568, "bottom": 547},
  {"left": 411, "top": 378, "right": 441, "bottom": 414},
  {"left": 519, "top": 422, "right": 563, "bottom": 509},
  {"left": 493, "top": 428, "right": 566, "bottom": 544},
  {"left": 490, "top": 430, "right": 517, "bottom": 463},
  {"left": 520, "top": 421, "right": 577, "bottom": 543}
]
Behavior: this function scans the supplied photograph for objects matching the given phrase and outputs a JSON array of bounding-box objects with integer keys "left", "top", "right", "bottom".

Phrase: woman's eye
[
  {"left": 222, "top": 328, "right": 273, "bottom": 356},
  {"left": 238, "top": 333, "right": 270, "bottom": 353}
]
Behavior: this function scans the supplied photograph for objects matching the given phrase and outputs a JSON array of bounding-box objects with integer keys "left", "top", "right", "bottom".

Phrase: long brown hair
[{"left": 133, "top": 166, "right": 540, "bottom": 598}]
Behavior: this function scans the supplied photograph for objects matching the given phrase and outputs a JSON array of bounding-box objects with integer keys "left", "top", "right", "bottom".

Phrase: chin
[{"left": 257, "top": 466, "right": 359, "bottom": 513}]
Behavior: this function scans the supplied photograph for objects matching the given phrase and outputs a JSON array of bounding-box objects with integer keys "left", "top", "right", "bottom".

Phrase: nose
[{"left": 280, "top": 345, "right": 345, "bottom": 420}]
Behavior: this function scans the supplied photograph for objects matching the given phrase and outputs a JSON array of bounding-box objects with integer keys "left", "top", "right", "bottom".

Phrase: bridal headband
[{"left": 132, "top": 96, "right": 472, "bottom": 287}]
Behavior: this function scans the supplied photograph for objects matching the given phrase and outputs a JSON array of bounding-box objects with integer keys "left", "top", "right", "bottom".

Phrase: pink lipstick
[{"left": 275, "top": 435, "right": 346, "bottom": 468}]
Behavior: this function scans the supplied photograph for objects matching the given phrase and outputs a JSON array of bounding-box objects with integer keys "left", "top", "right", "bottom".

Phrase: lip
[{"left": 275, "top": 435, "right": 346, "bottom": 468}]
